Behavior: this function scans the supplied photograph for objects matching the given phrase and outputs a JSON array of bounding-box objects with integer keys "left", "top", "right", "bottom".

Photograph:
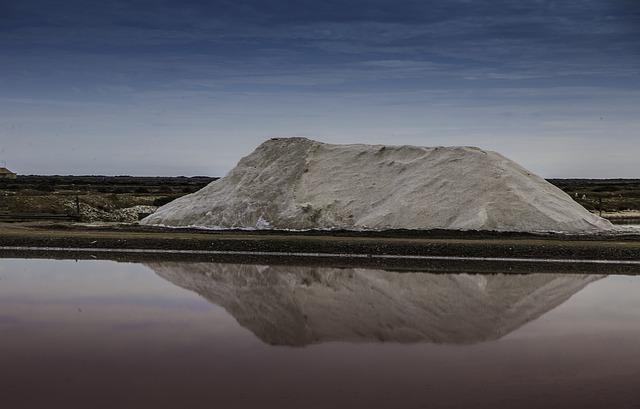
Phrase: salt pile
[
  {"left": 148, "top": 262, "right": 602, "bottom": 345},
  {"left": 141, "top": 137, "right": 613, "bottom": 233}
]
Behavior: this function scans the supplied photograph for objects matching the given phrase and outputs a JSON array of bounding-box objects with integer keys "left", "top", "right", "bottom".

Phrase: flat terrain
[
  {"left": 0, "top": 175, "right": 216, "bottom": 222},
  {"left": 549, "top": 178, "right": 640, "bottom": 221}
]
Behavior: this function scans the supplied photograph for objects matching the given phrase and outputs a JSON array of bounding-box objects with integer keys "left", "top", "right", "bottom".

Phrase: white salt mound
[{"left": 141, "top": 137, "right": 613, "bottom": 233}]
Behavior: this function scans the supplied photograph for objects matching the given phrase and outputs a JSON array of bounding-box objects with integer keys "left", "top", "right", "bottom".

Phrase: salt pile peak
[{"left": 141, "top": 137, "right": 613, "bottom": 233}]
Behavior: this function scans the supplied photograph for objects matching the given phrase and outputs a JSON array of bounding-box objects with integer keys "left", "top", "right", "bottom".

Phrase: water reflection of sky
[{"left": 1, "top": 258, "right": 639, "bottom": 409}]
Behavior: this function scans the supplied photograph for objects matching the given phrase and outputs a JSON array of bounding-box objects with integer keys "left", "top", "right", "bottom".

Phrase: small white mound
[{"left": 141, "top": 137, "right": 613, "bottom": 233}]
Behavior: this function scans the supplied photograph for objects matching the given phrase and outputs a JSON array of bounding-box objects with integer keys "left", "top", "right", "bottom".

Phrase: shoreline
[{"left": 1, "top": 221, "right": 640, "bottom": 274}]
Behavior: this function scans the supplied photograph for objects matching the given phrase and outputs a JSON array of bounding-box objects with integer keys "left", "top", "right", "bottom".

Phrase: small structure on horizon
[{"left": 0, "top": 167, "right": 17, "bottom": 179}]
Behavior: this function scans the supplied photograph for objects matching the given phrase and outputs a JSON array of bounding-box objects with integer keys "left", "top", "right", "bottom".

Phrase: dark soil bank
[{"left": 1, "top": 222, "right": 639, "bottom": 274}]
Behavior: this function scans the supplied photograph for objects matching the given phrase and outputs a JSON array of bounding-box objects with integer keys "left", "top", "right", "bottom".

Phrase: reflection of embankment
[{"left": 147, "top": 262, "right": 602, "bottom": 346}]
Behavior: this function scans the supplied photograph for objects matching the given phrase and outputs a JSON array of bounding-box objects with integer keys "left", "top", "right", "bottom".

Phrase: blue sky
[{"left": 1, "top": 0, "right": 639, "bottom": 177}]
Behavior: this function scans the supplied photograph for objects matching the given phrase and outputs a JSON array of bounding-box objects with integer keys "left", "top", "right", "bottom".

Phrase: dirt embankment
[{"left": 1, "top": 222, "right": 640, "bottom": 275}]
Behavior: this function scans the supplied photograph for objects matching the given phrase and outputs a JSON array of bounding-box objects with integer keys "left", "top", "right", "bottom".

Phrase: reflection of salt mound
[
  {"left": 141, "top": 137, "right": 612, "bottom": 233},
  {"left": 148, "top": 262, "right": 601, "bottom": 346}
]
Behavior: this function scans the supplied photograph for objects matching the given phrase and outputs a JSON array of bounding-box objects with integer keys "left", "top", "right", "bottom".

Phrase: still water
[{"left": 1, "top": 258, "right": 639, "bottom": 409}]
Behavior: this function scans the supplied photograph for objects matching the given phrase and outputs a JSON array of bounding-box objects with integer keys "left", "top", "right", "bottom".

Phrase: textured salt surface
[
  {"left": 148, "top": 262, "right": 601, "bottom": 345},
  {"left": 142, "top": 137, "right": 613, "bottom": 233}
]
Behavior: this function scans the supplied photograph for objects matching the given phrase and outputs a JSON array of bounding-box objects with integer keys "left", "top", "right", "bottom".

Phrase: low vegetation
[
  {"left": 549, "top": 179, "right": 640, "bottom": 213},
  {"left": 0, "top": 176, "right": 217, "bottom": 222}
]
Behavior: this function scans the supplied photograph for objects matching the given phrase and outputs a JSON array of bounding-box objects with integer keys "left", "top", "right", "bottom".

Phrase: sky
[{"left": 1, "top": 0, "right": 639, "bottom": 177}]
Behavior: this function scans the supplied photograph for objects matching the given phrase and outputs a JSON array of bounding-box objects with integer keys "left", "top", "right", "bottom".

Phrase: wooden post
[{"left": 598, "top": 197, "right": 602, "bottom": 217}]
